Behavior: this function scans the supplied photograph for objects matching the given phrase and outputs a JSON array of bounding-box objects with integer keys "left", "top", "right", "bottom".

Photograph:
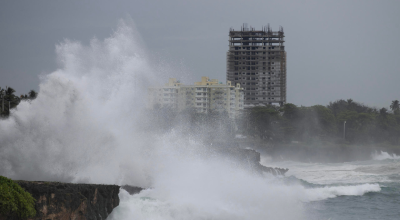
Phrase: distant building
[
  {"left": 147, "top": 77, "right": 244, "bottom": 118},
  {"left": 226, "top": 24, "right": 287, "bottom": 106}
]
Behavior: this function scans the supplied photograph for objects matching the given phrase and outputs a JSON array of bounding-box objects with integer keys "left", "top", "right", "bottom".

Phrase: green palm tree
[
  {"left": 2, "top": 86, "right": 20, "bottom": 116},
  {"left": 5, "top": 86, "right": 16, "bottom": 96},
  {"left": 390, "top": 100, "right": 400, "bottom": 115}
]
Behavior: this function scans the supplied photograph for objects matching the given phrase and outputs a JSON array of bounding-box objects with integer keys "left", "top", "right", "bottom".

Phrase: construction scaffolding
[{"left": 227, "top": 23, "right": 286, "bottom": 107}]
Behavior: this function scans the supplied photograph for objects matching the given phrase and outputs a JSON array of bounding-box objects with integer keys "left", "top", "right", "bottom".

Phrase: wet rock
[
  {"left": 121, "top": 185, "right": 144, "bottom": 195},
  {"left": 5, "top": 181, "right": 120, "bottom": 220},
  {"left": 212, "top": 144, "right": 289, "bottom": 175}
]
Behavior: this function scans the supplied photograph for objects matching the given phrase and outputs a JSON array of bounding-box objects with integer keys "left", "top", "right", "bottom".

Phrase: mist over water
[
  {"left": 372, "top": 151, "right": 400, "bottom": 160},
  {"left": 0, "top": 20, "right": 391, "bottom": 219}
]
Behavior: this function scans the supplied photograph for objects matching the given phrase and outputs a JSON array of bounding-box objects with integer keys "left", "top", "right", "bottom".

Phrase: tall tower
[{"left": 227, "top": 24, "right": 286, "bottom": 106}]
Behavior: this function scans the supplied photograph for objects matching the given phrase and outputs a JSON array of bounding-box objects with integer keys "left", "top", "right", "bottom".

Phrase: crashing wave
[{"left": 372, "top": 151, "right": 400, "bottom": 160}]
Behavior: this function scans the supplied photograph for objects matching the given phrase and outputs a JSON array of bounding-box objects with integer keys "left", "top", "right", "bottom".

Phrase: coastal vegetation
[
  {"left": 0, "top": 176, "right": 36, "bottom": 219},
  {"left": 0, "top": 87, "right": 37, "bottom": 117},
  {"left": 238, "top": 99, "right": 400, "bottom": 146},
  {"left": 144, "top": 99, "right": 400, "bottom": 148}
]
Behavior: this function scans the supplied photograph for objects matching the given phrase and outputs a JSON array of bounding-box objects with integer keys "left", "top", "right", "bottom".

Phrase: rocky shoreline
[
  {"left": 0, "top": 146, "right": 286, "bottom": 220},
  {"left": 1, "top": 181, "right": 131, "bottom": 220}
]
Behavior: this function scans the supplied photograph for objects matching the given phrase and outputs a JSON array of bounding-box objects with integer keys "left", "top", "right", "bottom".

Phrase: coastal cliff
[{"left": 2, "top": 181, "right": 120, "bottom": 220}]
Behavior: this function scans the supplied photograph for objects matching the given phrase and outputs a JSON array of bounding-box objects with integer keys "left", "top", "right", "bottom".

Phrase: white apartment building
[{"left": 148, "top": 77, "right": 244, "bottom": 118}]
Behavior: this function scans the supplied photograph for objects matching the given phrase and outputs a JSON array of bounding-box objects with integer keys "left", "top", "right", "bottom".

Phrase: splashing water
[
  {"left": 372, "top": 151, "right": 400, "bottom": 160},
  {"left": 0, "top": 19, "right": 160, "bottom": 185},
  {"left": 0, "top": 19, "right": 384, "bottom": 220}
]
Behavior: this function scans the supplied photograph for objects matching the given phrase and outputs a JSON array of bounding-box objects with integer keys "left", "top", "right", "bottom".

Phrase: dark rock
[
  {"left": 6, "top": 181, "right": 120, "bottom": 220},
  {"left": 121, "top": 185, "right": 143, "bottom": 195},
  {"left": 213, "top": 144, "right": 288, "bottom": 176}
]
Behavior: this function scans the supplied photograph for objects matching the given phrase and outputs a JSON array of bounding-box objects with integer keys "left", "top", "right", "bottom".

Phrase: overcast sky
[{"left": 1, "top": 0, "right": 399, "bottom": 108}]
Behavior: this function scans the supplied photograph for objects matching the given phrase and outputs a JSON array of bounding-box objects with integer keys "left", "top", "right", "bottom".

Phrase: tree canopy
[
  {"left": 0, "top": 87, "right": 37, "bottom": 117},
  {"left": 238, "top": 99, "right": 400, "bottom": 145}
]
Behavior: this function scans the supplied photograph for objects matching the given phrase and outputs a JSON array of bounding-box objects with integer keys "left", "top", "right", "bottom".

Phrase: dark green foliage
[
  {"left": 28, "top": 90, "right": 37, "bottom": 100},
  {"left": 238, "top": 100, "right": 400, "bottom": 146},
  {"left": 242, "top": 106, "right": 281, "bottom": 140},
  {"left": 390, "top": 100, "right": 400, "bottom": 115},
  {"left": 0, "top": 86, "right": 20, "bottom": 117},
  {"left": 327, "top": 99, "right": 375, "bottom": 117},
  {"left": 310, "top": 105, "right": 337, "bottom": 135},
  {"left": 0, "top": 176, "right": 36, "bottom": 219},
  {"left": 0, "top": 87, "right": 37, "bottom": 117}
]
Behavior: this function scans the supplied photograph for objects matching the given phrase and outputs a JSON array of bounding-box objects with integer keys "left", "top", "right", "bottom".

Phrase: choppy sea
[
  {"left": 264, "top": 151, "right": 400, "bottom": 220},
  {"left": 108, "top": 151, "right": 400, "bottom": 220}
]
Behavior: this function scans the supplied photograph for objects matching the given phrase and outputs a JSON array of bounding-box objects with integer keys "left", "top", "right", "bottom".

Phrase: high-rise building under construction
[{"left": 226, "top": 24, "right": 286, "bottom": 106}]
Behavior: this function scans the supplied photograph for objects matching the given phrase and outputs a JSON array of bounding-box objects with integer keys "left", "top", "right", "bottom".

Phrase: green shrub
[{"left": 0, "top": 176, "right": 36, "bottom": 219}]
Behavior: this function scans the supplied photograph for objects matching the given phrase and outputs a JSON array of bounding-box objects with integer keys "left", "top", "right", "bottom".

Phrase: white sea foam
[
  {"left": 302, "top": 184, "right": 381, "bottom": 202},
  {"left": 109, "top": 157, "right": 309, "bottom": 220},
  {"left": 372, "top": 151, "right": 400, "bottom": 160},
  {"left": 260, "top": 154, "right": 400, "bottom": 185}
]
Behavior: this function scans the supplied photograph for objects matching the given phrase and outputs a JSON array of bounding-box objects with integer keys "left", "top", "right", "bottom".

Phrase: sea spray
[
  {"left": 0, "top": 19, "right": 159, "bottom": 185},
  {"left": 0, "top": 18, "right": 384, "bottom": 220},
  {"left": 372, "top": 151, "right": 400, "bottom": 160},
  {"left": 302, "top": 183, "right": 381, "bottom": 202}
]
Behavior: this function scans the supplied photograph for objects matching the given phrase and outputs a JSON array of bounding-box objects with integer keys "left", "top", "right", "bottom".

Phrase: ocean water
[
  {"left": 104, "top": 151, "right": 399, "bottom": 220},
  {"left": 106, "top": 151, "right": 400, "bottom": 220},
  {"left": 261, "top": 151, "right": 400, "bottom": 220}
]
